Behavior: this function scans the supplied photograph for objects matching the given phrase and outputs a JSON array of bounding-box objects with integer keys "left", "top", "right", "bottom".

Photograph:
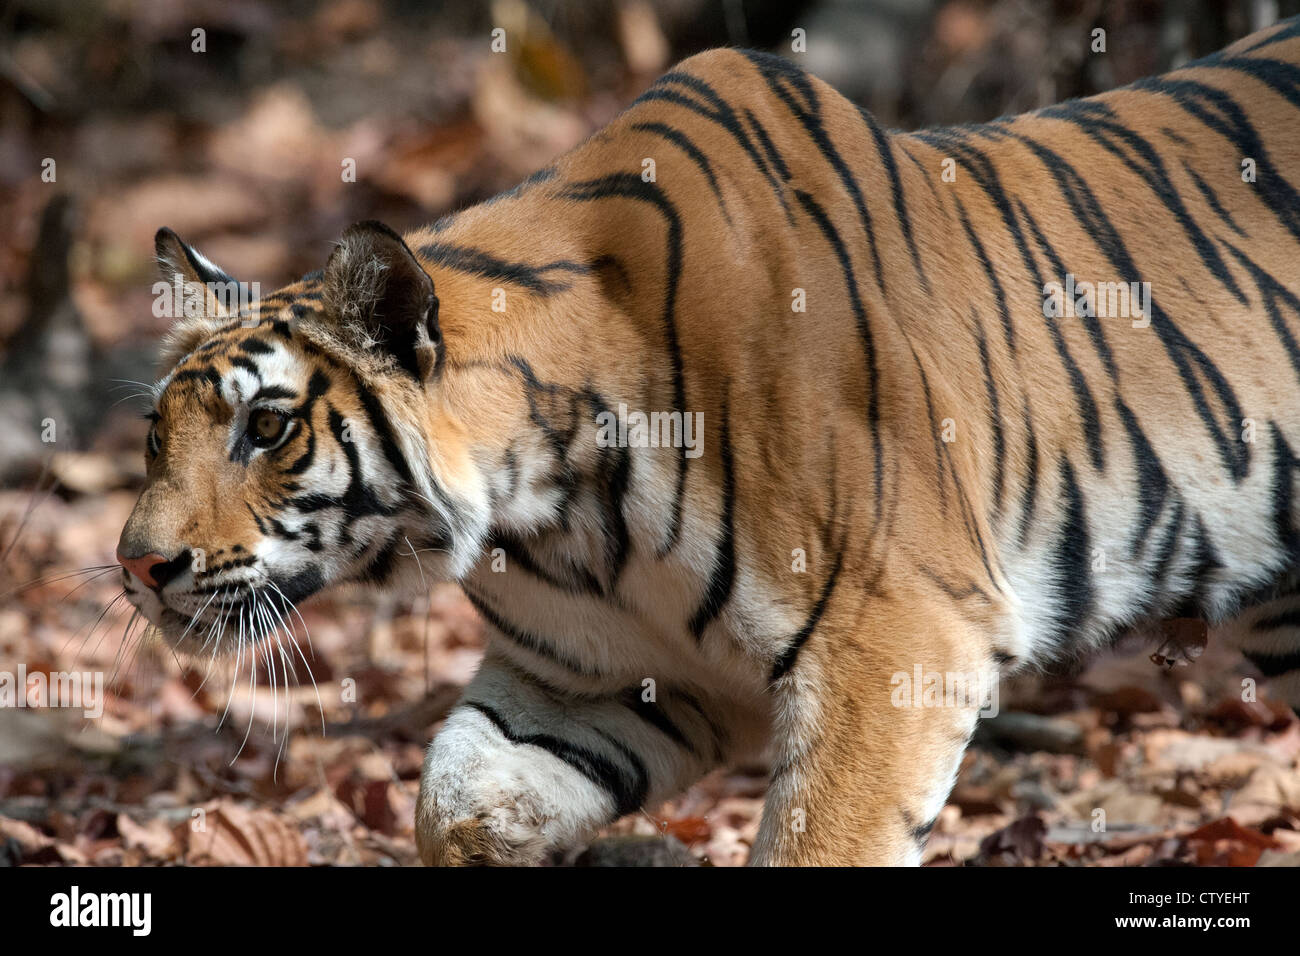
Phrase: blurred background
[{"left": 1, "top": 0, "right": 1299, "bottom": 867}]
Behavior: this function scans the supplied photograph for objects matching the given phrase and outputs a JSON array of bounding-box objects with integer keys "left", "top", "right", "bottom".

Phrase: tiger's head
[{"left": 117, "top": 221, "right": 491, "bottom": 655}]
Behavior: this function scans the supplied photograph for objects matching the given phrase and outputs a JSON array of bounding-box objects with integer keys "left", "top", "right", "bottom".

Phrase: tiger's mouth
[{"left": 122, "top": 566, "right": 323, "bottom": 657}]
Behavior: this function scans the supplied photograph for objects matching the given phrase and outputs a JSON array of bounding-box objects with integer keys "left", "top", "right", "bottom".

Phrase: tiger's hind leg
[
  {"left": 416, "top": 650, "right": 721, "bottom": 865},
  {"left": 1219, "top": 591, "right": 1300, "bottom": 717},
  {"left": 750, "top": 592, "right": 997, "bottom": 865}
]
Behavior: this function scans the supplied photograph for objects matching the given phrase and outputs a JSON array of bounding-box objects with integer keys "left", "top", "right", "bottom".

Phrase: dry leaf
[
  {"left": 116, "top": 813, "right": 179, "bottom": 861},
  {"left": 180, "top": 801, "right": 308, "bottom": 866}
]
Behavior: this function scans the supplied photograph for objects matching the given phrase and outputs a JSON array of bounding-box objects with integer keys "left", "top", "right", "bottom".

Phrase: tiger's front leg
[
  {"left": 416, "top": 650, "right": 720, "bottom": 865},
  {"left": 751, "top": 593, "right": 997, "bottom": 865}
]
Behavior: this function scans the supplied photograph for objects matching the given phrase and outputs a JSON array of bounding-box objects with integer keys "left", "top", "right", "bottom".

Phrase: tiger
[{"left": 114, "top": 16, "right": 1300, "bottom": 866}]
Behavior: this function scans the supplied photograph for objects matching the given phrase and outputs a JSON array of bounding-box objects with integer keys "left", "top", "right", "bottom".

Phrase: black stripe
[
  {"left": 1244, "top": 649, "right": 1300, "bottom": 677},
  {"left": 1220, "top": 240, "right": 1300, "bottom": 387},
  {"left": 971, "top": 311, "right": 1007, "bottom": 517},
  {"left": 486, "top": 165, "right": 557, "bottom": 204},
  {"left": 954, "top": 197, "right": 1016, "bottom": 353},
  {"left": 325, "top": 405, "right": 394, "bottom": 524},
  {"left": 1253, "top": 607, "right": 1300, "bottom": 632},
  {"left": 911, "top": 348, "right": 949, "bottom": 514},
  {"left": 1051, "top": 459, "right": 1092, "bottom": 644},
  {"left": 621, "top": 689, "right": 696, "bottom": 754},
  {"left": 1175, "top": 514, "right": 1224, "bottom": 618},
  {"left": 1005, "top": 128, "right": 1250, "bottom": 481},
  {"left": 857, "top": 105, "right": 929, "bottom": 294},
  {"left": 1016, "top": 400, "right": 1040, "bottom": 547},
  {"left": 1270, "top": 423, "right": 1300, "bottom": 562},
  {"left": 1016, "top": 197, "right": 1118, "bottom": 379},
  {"left": 228, "top": 355, "right": 262, "bottom": 380},
  {"left": 362, "top": 534, "right": 400, "bottom": 584},
  {"left": 913, "top": 128, "right": 1042, "bottom": 329},
  {"left": 463, "top": 587, "right": 599, "bottom": 678},
  {"left": 629, "top": 120, "right": 731, "bottom": 222},
  {"left": 634, "top": 73, "right": 791, "bottom": 218},
  {"left": 902, "top": 809, "right": 937, "bottom": 845},
  {"left": 771, "top": 515, "right": 847, "bottom": 684},
  {"left": 1019, "top": 193, "right": 1172, "bottom": 558},
  {"left": 1183, "top": 162, "right": 1247, "bottom": 237},
  {"left": 1132, "top": 75, "right": 1300, "bottom": 253},
  {"left": 416, "top": 242, "right": 590, "bottom": 296},
  {"left": 792, "top": 188, "right": 884, "bottom": 519},
  {"left": 1235, "top": 17, "right": 1300, "bottom": 55},
  {"left": 743, "top": 50, "right": 886, "bottom": 294},
  {"left": 351, "top": 373, "right": 416, "bottom": 487},
  {"left": 488, "top": 529, "right": 603, "bottom": 596},
  {"left": 596, "top": 442, "right": 634, "bottom": 589},
  {"left": 277, "top": 566, "right": 323, "bottom": 605},
  {"left": 1010, "top": 197, "right": 1104, "bottom": 471},
  {"left": 1150, "top": 498, "right": 1186, "bottom": 596},
  {"left": 561, "top": 174, "right": 689, "bottom": 553},
  {"left": 944, "top": 441, "right": 1004, "bottom": 594},
  {"left": 286, "top": 414, "right": 317, "bottom": 476},
  {"left": 463, "top": 701, "right": 645, "bottom": 817},
  {"left": 169, "top": 366, "right": 221, "bottom": 389},
  {"left": 1202, "top": 53, "right": 1300, "bottom": 112},
  {"left": 245, "top": 502, "right": 268, "bottom": 534},
  {"left": 743, "top": 107, "right": 791, "bottom": 181},
  {"left": 1038, "top": 98, "right": 1246, "bottom": 304},
  {"left": 251, "top": 384, "right": 295, "bottom": 402},
  {"left": 1115, "top": 398, "right": 1169, "bottom": 558},
  {"left": 688, "top": 397, "right": 737, "bottom": 640},
  {"left": 918, "top": 565, "right": 991, "bottom": 603}
]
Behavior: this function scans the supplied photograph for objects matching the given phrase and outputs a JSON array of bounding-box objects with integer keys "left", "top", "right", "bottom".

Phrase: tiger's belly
[{"left": 999, "top": 412, "right": 1300, "bottom": 667}]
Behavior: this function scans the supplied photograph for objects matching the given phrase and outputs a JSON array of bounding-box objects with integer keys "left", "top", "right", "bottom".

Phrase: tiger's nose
[{"left": 116, "top": 549, "right": 189, "bottom": 591}]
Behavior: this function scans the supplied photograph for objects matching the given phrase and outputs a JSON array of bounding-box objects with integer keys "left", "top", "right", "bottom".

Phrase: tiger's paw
[
  {"left": 414, "top": 801, "right": 549, "bottom": 867},
  {"left": 415, "top": 704, "right": 614, "bottom": 866}
]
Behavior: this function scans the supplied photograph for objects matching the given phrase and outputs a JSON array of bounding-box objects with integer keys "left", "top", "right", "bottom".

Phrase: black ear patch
[
  {"left": 154, "top": 227, "right": 238, "bottom": 287},
  {"left": 322, "top": 220, "right": 442, "bottom": 380}
]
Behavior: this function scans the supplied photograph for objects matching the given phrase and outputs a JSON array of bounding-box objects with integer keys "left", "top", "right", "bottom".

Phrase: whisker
[
  {"left": 62, "top": 585, "right": 128, "bottom": 660},
  {"left": 267, "top": 580, "right": 316, "bottom": 657},
  {"left": 217, "top": 611, "right": 246, "bottom": 732},
  {"left": 76, "top": 590, "right": 128, "bottom": 665},
  {"left": 265, "top": 586, "right": 325, "bottom": 736},
  {"left": 106, "top": 378, "right": 155, "bottom": 390},
  {"left": 108, "top": 610, "right": 145, "bottom": 688},
  {"left": 402, "top": 536, "right": 434, "bottom": 693},
  {"left": 234, "top": 600, "right": 259, "bottom": 764},
  {"left": 3, "top": 564, "right": 120, "bottom": 601},
  {"left": 0, "top": 456, "right": 57, "bottom": 569}
]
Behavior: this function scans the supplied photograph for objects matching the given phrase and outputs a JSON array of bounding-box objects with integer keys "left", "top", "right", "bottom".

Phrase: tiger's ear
[
  {"left": 154, "top": 227, "right": 243, "bottom": 368},
  {"left": 322, "top": 220, "right": 442, "bottom": 381}
]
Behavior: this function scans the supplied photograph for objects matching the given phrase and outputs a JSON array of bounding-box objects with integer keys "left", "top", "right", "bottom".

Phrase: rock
[
  {"left": 571, "top": 834, "right": 698, "bottom": 867},
  {"left": 975, "top": 710, "right": 1085, "bottom": 754}
]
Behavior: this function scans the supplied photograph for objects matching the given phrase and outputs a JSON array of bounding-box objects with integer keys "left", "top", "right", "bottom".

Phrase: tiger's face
[{"left": 118, "top": 223, "right": 482, "bottom": 655}]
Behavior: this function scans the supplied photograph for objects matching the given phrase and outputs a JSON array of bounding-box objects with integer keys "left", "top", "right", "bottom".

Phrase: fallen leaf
[
  {"left": 116, "top": 813, "right": 179, "bottom": 861},
  {"left": 179, "top": 801, "right": 308, "bottom": 866},
  {"left": 662, "top": 816, "right": 711, "bottom": 844}
]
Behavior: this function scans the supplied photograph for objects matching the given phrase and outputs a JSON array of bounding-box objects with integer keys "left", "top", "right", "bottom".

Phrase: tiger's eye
[{"left": 250, "top": 409, "right": 286, "bottom": 444}]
